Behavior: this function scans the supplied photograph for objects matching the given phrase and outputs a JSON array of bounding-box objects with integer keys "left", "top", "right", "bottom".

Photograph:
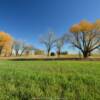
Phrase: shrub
[
  {"left": 50, "top": 52, "right": 55, "bottom": 56},
  {"left": 60, "top": 51, "right": 68, "bottom": 55},
  {"left": 34, "top": 50, "right": 44, "bottom": 55}
]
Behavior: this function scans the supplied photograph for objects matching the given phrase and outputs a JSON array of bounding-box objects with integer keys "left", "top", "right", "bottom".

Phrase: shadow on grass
[{"left": 7, "top": 57, "right": 100, "bottom": 61}]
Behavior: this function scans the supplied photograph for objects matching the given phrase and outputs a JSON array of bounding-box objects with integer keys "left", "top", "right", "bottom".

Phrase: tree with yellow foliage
[
  {"left": 0, "top": 32, "right": 12, "bottom": 56},
  {"left": 68, "top": 20, "right": 100, "bottom": 58}
]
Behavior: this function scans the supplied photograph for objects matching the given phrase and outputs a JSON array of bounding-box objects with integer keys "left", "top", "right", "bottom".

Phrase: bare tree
[
  {"left": 40, "top": 32, "right": 56, "bottom": 56},
  {"left": 13, "top": 40, "right": 28, "bottom": 56},
  {"left": 13, "top": 40, "right": 22, "bottom": 56},
  {"left": 20, "top": 45, "right": 33, "bottom": 56},
  {"left": 13, "top": 40, "right": 36, "bottom": 56},
  {"left": 55, "top": 37, "right": 64, "bottom": 56},
  {"left": 66, "top": 20, "right": 100, "bottom": 58},
  {"left": 0, "top": 45, "right": 4, "bottom": 55}
]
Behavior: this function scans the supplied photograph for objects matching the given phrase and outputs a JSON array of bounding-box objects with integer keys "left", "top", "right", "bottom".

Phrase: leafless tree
[
  {"left": 40, "top": 32, "right": 56, "bottom": 56},
  {"left": 20, "top": 45, "right": 33, "bottom": 56},
  {"left": 13, "top": 40, "right": 27, "bottom": 56},
  {"left": 55, "top": 37, "right": 64, "bottom": 56}
]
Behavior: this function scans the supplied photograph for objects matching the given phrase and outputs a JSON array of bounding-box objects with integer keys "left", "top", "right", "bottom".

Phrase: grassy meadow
[{"left": 0, "top": 61, "right": 100, "bottom": 100}]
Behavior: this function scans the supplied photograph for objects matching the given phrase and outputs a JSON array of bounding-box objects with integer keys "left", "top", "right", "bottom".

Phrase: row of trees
[
  {"left": 0, "top": 32, "right": 34, "bottom": 56},
  {"left": 41, "top": 20, "right": 100, "bottom": 58},
  {"left": 0, "top": 20, "right": 100, "bottom": 58},
  {"left": 40, "top": 32, "right": 65, "bottom": 56}
]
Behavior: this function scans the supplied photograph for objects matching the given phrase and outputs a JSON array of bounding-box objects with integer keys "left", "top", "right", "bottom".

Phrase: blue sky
[{"left": 0, "top": 0, "right": 100, "bottom": 53}]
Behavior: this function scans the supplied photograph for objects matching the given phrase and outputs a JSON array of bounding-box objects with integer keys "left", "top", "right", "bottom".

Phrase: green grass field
[{"left": 0, "top": 61, "right": 100, "bottom": 100}]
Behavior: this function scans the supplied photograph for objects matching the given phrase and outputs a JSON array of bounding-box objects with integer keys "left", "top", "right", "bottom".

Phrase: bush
[
  {"left": 34, "top": 50, "right": 44, "bottom": 55},
  {"left": 60, "top": 51, "right": 68, "bottom": 55},
  {"left": 50, "top": 52, "right": 55, "bottom": 56}
]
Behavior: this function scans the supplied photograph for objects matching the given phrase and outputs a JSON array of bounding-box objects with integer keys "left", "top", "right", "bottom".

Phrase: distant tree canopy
[
  {"left": 68, "top": 20, "right": 100, "bottom": 58},
  {"left": 0, "top": 32, "right": 12, "bottom": 56}
]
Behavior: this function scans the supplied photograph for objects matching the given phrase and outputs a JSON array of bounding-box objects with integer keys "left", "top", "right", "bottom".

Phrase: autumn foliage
[
  {"left": 70, "top": 20, "right": 95, "bottom": 33},
  {"left": 0, "top": 32, "right": 13, "bottom": 56},
  {"left": 0, "top": 20, "right": 99, "bottom": 58},
  {"left": 69, "top": 20, "right": 100, "bottom": 58}
]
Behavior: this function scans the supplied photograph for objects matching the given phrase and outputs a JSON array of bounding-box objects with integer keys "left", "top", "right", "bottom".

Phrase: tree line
[{"left": 0, "top": 20, "right": 100, "bottom": 58}]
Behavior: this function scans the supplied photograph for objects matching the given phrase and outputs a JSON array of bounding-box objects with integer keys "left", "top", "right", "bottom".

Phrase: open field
[{"left": 0, "top": 61, "right": 100, "bottom": 100}]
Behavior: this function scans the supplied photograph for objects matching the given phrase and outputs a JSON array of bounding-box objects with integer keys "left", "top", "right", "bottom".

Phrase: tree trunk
[
  {"left": 83, "top": 51, "right": 89, "bottom": 58},
  {"left": 10, "top": 45, "right": 14, "bottom": 56},
  {"left": 0, "top": 46, "right": 3, "bottom": 55},
  {"left": 20, "top": 49, "right": 25, "bottom": 56},
  {"left": 57, "top": 50, "right": 61, "bottom": 57},
  {"left": 0, "top": 49, "right": 2, "bottom": 55},
  {"left": 47, "top": 49, "right": 50, "bottom": 56},
  {"left": 88, "top": 52, "right": 91, "bottom": 56},
  {"left": 16, "top": 50, "right": 19, "bottom": 56}
]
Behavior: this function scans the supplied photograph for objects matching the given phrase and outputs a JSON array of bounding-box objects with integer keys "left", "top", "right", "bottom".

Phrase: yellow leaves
[
  {"left": 0, "top": 32, "right": 12, "bottom": 44},
  {"left": 0, "top": 32, "right": 13, "bottom": 55},
  {"left": 3, "top": 44, "right": 11, "bottom": 54},
  {"left": 70, "top": 20, "right": 95, "bottom": 33},
  {"left": 95, "top": 20, "right": 100, "bottom": 25},
  {"left": 79, "top": 20, "right": 94, "bottom": 31},
  {"left": 70, "top": 24, "right": 81, "bottom": 33},
  {"left": 94, "top": 20, "right": 100, "bottom": 30}
]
